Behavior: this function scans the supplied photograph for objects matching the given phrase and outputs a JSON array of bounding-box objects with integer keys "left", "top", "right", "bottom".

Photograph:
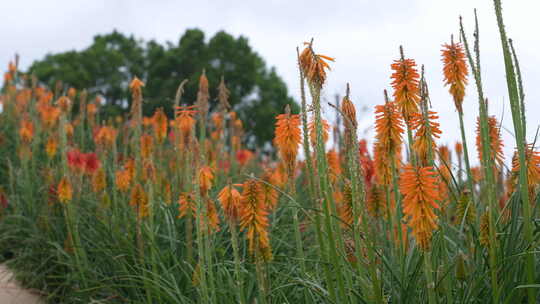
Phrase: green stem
[
  {"left": 390, "top": 149, "right": 407, "bottom": 296},
  {"left": 424, "top": 251, "right": 437, "bottom": 304},
  {"left": 197, "top": 98, "right": 216, "bottom": 303},
  {"left": 347, "top": 126, "right": 382, "bottom": 303},
  {"left": 255, "top": 245, "right": 268, "bottom": 304},
  {"left": 296, "top": 49, "right": 337, "bottom": 302},
  {"left": 310, "top": 84, "right": 348, "bottom": 303},
  {"left": 229, "top": 222, "right": 246, "bottom": 304},
  {"left": 287, "top": 173, "right": 309, "bottom": 303},
  {"left": 285, "top": 164, "right": 306, "bottom": 271},
  {"left": 460, "top": 16, "right": 499, "bottom": 302},
  {"left": 493, "top": 2, "right": 535, "bottom": 302},
  {"left": 457, "top": 112, "right": 476, "bottom": 199},
  {"left": 147, "top": 182, "right": 161, "bottom": 303},
  {"left": 184, "top": 152, "right": 194, "bottom": 266}
]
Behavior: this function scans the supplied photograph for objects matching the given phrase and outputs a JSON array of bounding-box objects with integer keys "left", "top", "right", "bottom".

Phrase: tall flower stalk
[
  {"left": 339, "top": 87, "right": 383, "bottom": 303},
  {"left": 217, "top": 184, "right": 245, "bottom": 304},
  {"left": 391, "top": 46, "right": 421, "bottom": 165},
  {"left": 194, "top": 70, "right": 216, "bottom": 303},
  {"left": 400, "top": 165, "right": 440, "bottom": 304},
  {"left": 295, "top": 46, "right": 337, "bottom": 301},
  {"left": 239, "top": 178, "right": 272, "bottom": 303},
  {"left": 441, "top": 39, "right": 476, "bottom": 205},
  {"left": 299, "top": 41, "right": 352, "bottom": 303},
  {"left": 274, "top": 105, "right": 306, "bottom": 273},
  {"left": 129, "top": 77, "right": 146, "bottom": 261},
  {"left": 374, "top": 93, "right": 405, "bottom": 251}
]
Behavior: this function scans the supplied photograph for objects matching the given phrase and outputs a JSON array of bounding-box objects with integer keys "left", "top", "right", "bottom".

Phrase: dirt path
[{"left": 0, "top": 264, "right": 43, "bottom": 304}]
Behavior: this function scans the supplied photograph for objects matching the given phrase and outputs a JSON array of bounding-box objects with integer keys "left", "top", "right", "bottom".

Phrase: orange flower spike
[
  {"left": 277, "top": 164, "right": 289, "bottom": 186},
  {"left": 130, "top": 183, "right": 149, "bottom": 219},
  {"left": 39, "top": 105, "right": 61, "bottom": 128},
  {"left": 87, "top": 103, "right": 98, "bottom": 117},
  {"left": 115, "top": 170, "right": 131, "bottom": 192},
  {"left": 115, "top": 159, "right": 134, "bottom": 192},
  {"left": 327, "top": 149, "right": 342, "bottom": 184},
  {"left": 373, "top": 142, "right": 391, "bottom": 185},
  {"left": 140, "top": 134, "right": 154, "bottom": 159},
  {"left": 37, "top": 90, "right": 53, "bottom": 106},
  {"left": 15, "top": 89, "right": 32, "bottom": 113},
  {"left": 57, "top": 96, "right": 72, "bottom": 113},
  {"left": 142, "top": 160, "right": 157, "bottom": 183},
  {"left": 196, "top": 71, "right": 210, "bottom": 115},
  {"left": 129, "top": 77, "right": 145, "bottom": 124},
  {"left": 274, "top": 109, "right": 302, "bottom": 173},
  {"left": 19, "top": 119, "right": 34, "bottom": 143},
  {"left": 129, "top": 77, "right": 145, "bottom": 98},
  {"left": 470, "top": 166, "right": 482, "bottom": 183},
  {"left": 366, "top": 184, "right": 385, "bottom": 218},
  {"left": 94, "top": 126, "right": 117, "bottom": 147},
  {"left": 199, "top": 72, "right": 209, "bottom": 96},
  {"left": 162, "top": 181, "right": 172, "bottom": 205},
  {"left": 57, "top": 176, "right": 73, "bottom": 204},
  {"left": 261, "top": 173, "right": 280, "bottom": 211},
  {"left": 488, "top": 116, "right": 505, "bottom": 167},
  {"left": 178, "top": 192, "right": 196, "bottom": 218},
  {"left": 341, "top": 96, "right": 357, "bottom": 128},
  {"left": 142, "top": 117, "right": 153, "bottom": 128},
  {"left": 390, "top": 53, "right": 421, "bottom": 121},
  {"left": 308, "top": 118, "right": 330, "bottom": 147},
  {"left": 231, "top": 136, "right": 241, "bottom": 152},
  {"left": 124, "top": 158, "right": 136, "bottom": 180},
  {"left": 217, "top": 185, "right": 242, "bottom": 222},
  {"left": 299, "top": 42, "right": 334, "bottom": 87},
  {"left": 211, "top": 112, "right": 224, "bottom": 131},
  {"left": 45, "top": 136, "right": 58, "bottom": 159},
  {"left": 236, "top": 149, "right": 254, "bottom": 166},
  {"left": 439, "top": 145, "right": 451, "bottom": 163},
  {"left": 152, "top": 108, "right": 168, "bottom": 143},
  {"left": 175, "top": 105, "right": 198, "bottom": 139},
  {"left": 455, "top": 142, "right": 463, "bottom": 158},
  {"left": 8, "top": 61, "right": 16, "bottom": 73},
  {"left": 399, "top": 165, "right": 441, "bottom": 250},
  {"left": 374, "top": 101, "right": 404, "bottom": 153},
  {"left": 205, "top": 199, "right": 220, "bottom": 233},
  {"left": 92, "top": 168, "right": 107, "bottom": 193},
  {"left": 233, "top": 119, "right": 243, "bottom": 133},
  {"left": 239, "top": 178, "right": 272, "bottom": 261},
  {"left": 65, "top": 123, "right": 74, "bottom": 139},
  {"left": 199, "top": 166, "right": 214, "bottom": 196},
  {"left": 441, "top": 41, "right": 468, "bottom": 113},
  {"left": 4, "top": 72, "right": 12, "bottom": 84},
  {"left": 438, "top": 144, "right": 452, "bottom": 183},
  {"left": 476, "top": 116, "right": 505, "bottom": 171},
  {"left": 338, "top": 181, "right": 354, "bottom": 227},
  {"left": 511, "top": 144, "right": 540, "bottom": 196},
  {"left": 410, "top": 111, "right": 442, "bottom": 164}
]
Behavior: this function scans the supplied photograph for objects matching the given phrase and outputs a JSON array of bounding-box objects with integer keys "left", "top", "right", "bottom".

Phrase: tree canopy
[{"left": 28, "top": 29, "right": 298, "bottom": 147}]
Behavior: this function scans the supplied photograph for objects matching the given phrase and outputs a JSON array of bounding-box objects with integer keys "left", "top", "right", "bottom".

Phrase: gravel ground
[{"left": 0, "top": 265, "right": 43, "bottom": 304}]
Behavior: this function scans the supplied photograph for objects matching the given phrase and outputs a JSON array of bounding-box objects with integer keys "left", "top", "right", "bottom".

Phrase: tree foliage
[{"left": 28, "top": 29, "right": 297, "bottom": 147}]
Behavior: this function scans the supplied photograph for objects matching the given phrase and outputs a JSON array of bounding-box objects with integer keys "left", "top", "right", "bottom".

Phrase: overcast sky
[{"left": 2, "top": 0, "right": 539, "bottom": 165}]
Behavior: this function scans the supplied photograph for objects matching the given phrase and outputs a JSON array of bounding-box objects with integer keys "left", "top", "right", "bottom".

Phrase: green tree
[{"left": 28, "top": 29, "right": 297, "bottom": 147}]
